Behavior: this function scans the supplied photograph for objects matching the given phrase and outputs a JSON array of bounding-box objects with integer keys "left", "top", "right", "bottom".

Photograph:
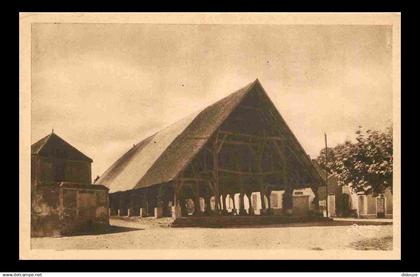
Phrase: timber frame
[{"left": 105, "top": 80, "right": 322, "bottom": 218}]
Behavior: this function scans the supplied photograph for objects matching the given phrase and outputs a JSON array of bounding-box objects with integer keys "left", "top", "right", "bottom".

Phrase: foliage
[{"left": 316, "top": 126, "right": 393, "bottom": 194}]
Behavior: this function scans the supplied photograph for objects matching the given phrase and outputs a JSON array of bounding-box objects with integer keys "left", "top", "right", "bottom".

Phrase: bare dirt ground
[{"left": 31, "top": 217, "right": 393, "bottom": 251}]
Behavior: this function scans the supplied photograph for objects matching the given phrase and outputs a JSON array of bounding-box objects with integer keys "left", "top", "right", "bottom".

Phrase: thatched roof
[
  {"left": 32, "top": 132, "right": 93, "bottom": 162},
  {"left": 96, "top": 79, "right": 322, "bottom": 193}
]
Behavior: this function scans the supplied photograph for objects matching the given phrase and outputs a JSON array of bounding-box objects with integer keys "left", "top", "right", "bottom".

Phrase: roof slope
[
  {"left": 31, "top": 132, "right": 93, "bottom": 162},
  {"left": 96, "top": 79, "right": 322, "bottom": 193},
  {"left": 96, "top": 111, "right": 200, "bottom": 192},
  {"left": 96, "top": 81, "right": 255, "bottom": 192}
]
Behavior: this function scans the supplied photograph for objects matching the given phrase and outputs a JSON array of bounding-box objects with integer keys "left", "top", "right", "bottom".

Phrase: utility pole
[{"left": 324, "top": 133, "right": 329, "bottom": 218}]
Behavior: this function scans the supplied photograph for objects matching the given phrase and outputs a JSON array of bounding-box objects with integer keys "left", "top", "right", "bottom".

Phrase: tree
[{"left": 316, "top": 126, "right": 393, "bottom": 195}]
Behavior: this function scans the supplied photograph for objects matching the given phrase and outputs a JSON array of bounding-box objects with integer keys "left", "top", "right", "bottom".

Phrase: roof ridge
[{"left": 31, "top": 133, "right": 53, "bottom": 154}]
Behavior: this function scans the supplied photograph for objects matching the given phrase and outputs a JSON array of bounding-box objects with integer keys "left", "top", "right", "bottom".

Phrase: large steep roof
[{"left": 96, "top": 79, "right": 321, "bottom": 193}]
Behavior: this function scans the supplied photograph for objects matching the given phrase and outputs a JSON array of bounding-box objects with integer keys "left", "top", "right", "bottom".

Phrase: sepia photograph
[{"left": 19, "top": 12, "right": 401, "bottom": 260}]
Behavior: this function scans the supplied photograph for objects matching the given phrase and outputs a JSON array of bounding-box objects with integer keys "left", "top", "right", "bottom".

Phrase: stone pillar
[
  {"left": 199, "top": 198, "right": 205, "bottom": 213},
  {"left": 154, "top": 207, "right": 163, "bottom": 218},
  {"left": 376, "top": 194, "right": 385, "bottom": 218},
  {"left": 230, "top": 194, "right": 237, "bottom": 215},
  {"left": 239, "top": 192, "right": 247, "bottom": 215},
  {"left": 192, "top": 182, "right": 202, "bottom": 216},
  {"left": 220, "top": 193, "right": 229, "bottom": 215},
  {"left": 246, "top": 192, "right": 254, "bottom": 215},
  {"left": 259, "top": 190, "right": 267, "bottom": 215},
  {"left": 172, "top": 203, "right": 182, "bottom": 219},
  {"left": 139, "top": 208, "right": 147, "bottom": 217},
  {"left": 193, "top": 197, "right": 202, "bottom": 216},
  {"left": 127, "top": 208, "right": 132, "bottom": 217},
  {"left": 204, "top": 196, "right": 212, "bottom": 215}
]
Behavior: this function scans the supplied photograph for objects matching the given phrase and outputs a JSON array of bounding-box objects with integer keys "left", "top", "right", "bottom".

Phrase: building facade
[
  {"left": 97, "top": 80, "right": 323, "bottom": 221},
  {"left": 31, "top": 132, "right": 109, "bottom": 237}
]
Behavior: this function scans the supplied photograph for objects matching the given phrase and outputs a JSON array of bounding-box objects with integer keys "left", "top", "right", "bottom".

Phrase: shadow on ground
[
  {"left": 350, "top": 235, "right": 393, "bottom": 250},
  {"left": 61, "top": 224, "right": 143, "bottom": 237},
  {"left": 183, "top": 220, "right": 393, "bottom": 229}
]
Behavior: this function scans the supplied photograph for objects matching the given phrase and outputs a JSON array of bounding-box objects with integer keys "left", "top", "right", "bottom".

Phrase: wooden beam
[
  {"left": 218, "top": 168, "right": 284, "bottom": 176},
  {"left": 212, "top": 132, "right": 221, "bottom": 212},
  {"left": 238, "top": 104, "right": 260, "bottom": 111},
  {"left": 256, "top": 142, "right": 266, "bottom": 210},
  {"left": 217, "top": 133, "right": 228, "bottom": 154},
  {"left": 262, "top": 103, "right": 321, "bottom": 182},
  {"left": 219, "top": 130, "right": 286, "bottom": 141},
  {"left": 186, "top": 136, "right": 210, "bottom": 140},
  {"left": 222, "top": 141, "right": 259, "bottom": 146},
  {"left": 273, "top": 140, "right": 312, "bottom": 183},
  {"left": 180, "top": 177, "right": 211, "bottom": 183},
  {"left": 272, "top": 140, "right": 289, "bottom": 188}
]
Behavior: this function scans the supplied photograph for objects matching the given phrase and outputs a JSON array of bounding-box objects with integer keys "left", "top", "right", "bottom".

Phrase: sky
[{"left": 31, "top": 23, "right": 393, "bottom": 180}]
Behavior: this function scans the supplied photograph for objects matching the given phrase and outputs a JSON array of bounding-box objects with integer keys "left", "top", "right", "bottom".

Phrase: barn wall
[
  {"left": 385, "top": 188, "right": 393, "bottom": 216},
  {"left": 31, "top": 186, "right": 61, "bottom": 237},
  {"left": 64, "top": 160, "right": 92, "bottom": 184},
  {"left": 31, "top": 185, "right": 109, "bottom": 237},
  {"left": 33, "top": 156, "right": 91, "bottom": 186}
]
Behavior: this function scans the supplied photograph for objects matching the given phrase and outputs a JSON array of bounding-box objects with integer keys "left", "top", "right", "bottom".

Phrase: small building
[
  {"left": 342, "top": 186, "right": 393, "bottom": 219},
  {"left": 31, "top": 132, "right": 109, "bottom": 237},
  {"left": 311, "top": 161, "right": 393, "bottom": 218}
]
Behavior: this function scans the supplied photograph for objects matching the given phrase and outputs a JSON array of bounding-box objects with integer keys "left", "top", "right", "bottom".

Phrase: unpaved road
[{"left": 31, "top": 218, "right": 393, "bottom": 250}]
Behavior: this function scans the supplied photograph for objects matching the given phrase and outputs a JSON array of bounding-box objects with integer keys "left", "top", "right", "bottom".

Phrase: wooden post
[
  {"left": 193, "top": 181, "right": 202, "bottom": 216},
  {"left": 266, "top": 191, "right": 271, "bottom": 209},
  {"left": 230, "top": 194, "right": 237, "bottom": 215},
  {"left": 324, "top": 133, "right": 329, "bottom": 218},
  {"left": 311, "top": 184, "right": 320, "bottom": 215},
  {"left": 212, "top": 132, "right": 221, "bottom": 214},
  {"left": 256, "top": 143, "right": 266, "bottom": 214},
  {"left": 205, "top": 195, "right": 212, "bottom": 215}
]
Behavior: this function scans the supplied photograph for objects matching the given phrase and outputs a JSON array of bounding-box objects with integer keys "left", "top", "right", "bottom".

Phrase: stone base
[
  {"left": 221, "top": 210, "right": 229, "bottom": 216},
  {"left": 171, "top": 205, "right": 182, "bottom": 219},
  {"left": 193, "top": 210, "right": 205, "bottom": 216},
  {"left": 127, "top": 208, "right": 133, "bottom": 217},
  {"left": 284, "top": 208, "right": 293, "bottom": 215},
  {"left": 239, "top": 209, "right": 247, "bottom": 216},
  {"left": 154, "top": 207, "right": 163, "bottom": 218},
  {"left": 266, "top": 208, "right": 274, "bottom": 215},
  {"left": 139, "top": 208, "right": 147, "bottom": 218}
]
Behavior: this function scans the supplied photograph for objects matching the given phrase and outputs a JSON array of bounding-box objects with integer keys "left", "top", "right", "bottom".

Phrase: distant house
[
  {"left": 31, "top": 132, "right": 109, "bottom": 237},
  {"left": 312, "top": 160, "right": 393, "bottom": 218},
  {"left": 341, "top": 186, "right": 393, "bottom": 219}
]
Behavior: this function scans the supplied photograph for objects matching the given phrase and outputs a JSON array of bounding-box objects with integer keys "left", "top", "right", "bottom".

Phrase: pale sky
[{"left": 31, "top": 23, "right": 393, "bottom": 180}]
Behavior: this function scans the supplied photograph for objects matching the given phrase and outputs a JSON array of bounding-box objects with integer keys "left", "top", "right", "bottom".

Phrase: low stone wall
[
  {"left": 31, "top": 186, "right": 61, "bottom": 237},
  {"left": 171, "top": 215, "right": 329, "bottom": 228},
  {"left": 31, "top": 183, "right": 109, "bottom": 237}
]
